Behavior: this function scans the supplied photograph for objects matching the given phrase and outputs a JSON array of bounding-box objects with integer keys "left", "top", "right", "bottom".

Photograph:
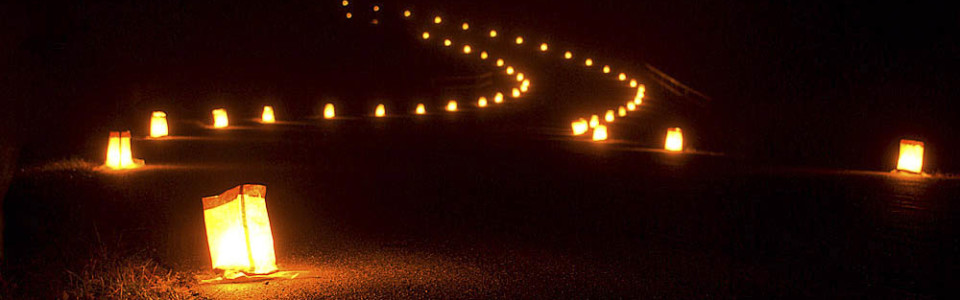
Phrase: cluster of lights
[
  {"left": 333, "top": 1, "right": 928, "bottom": 170},
  {"left": 109, "top": 2, "right": 941, "bottom": 281},
  {"left": 570, "top": 83, "right": 659, "bottom": 144},
  {"left": 404, "top": 10, "right": 536, "bottom": 103},
  {"left": 322, "top": 5, "right": 528, "bottom": 114}
]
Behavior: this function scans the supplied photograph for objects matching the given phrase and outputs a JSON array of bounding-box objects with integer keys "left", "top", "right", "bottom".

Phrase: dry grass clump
[
  {"left": 32, "top": 157, "right": 98, "bottom": 173},
  {"left": 63, "top": 251, "right": 205, "bottom": 300}
]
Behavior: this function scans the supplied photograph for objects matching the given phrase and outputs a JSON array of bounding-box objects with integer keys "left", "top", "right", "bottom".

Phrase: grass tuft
[
  {"left": 63, "top": 251, "right": 206, "bottom": 300},
  {"left": 31, "top": 157, "right": 98, "bottom": 173}
]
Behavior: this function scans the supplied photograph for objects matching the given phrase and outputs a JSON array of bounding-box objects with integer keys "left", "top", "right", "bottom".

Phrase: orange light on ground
[
  {"left": 540, "top": 43, "right": 549, "bottom": 51},
  {"left": 212, "top": 108, "right": 229, "bottom": 128},
  {"left": 515, "top": 36, "right": 524, "bottom": 44},
  {"left": 618, "top": 106, "right": 627, "bottom": 117},
  {"left": 516, "top": 73, "right": 525, "bottom": 82},
  {"left": 505, "top": 66, "right": 515, "bottom": 75},
  {"left": 489, "top": 30, "right": 498, "bottom": 38},
  {"left": 478, "top": 97, "right": 488, "bottom": 107},
  {"left": 415, "top": 103, "right": 426, "bottom": 115},
  {"left": 261, "top": 106, "right": 276, "bottom": 123},
  {"left": 494, "top": 92, "right": 504, "bottom": 103},
  {"left": 592, "top": 125, "right": 608, "bottom": 141},
  {"left": 403, "top": 10, "right": 411, "bottom": 17},
  {"left": 372, "top": 5, "right": 379, "bottom": 12},
  {"left": 342, "top": 1, "right": 349, "bottom": 7},
  {"left": 149, "top": 111, "right": 168, "bottom": 138},
  {"left": 511, "top": 88, "right": 521, "bottom": 98},
  {"left": 585, "top": 58, "right": 593, "bottom": 67},
  {"left": 589, "top": 115, "right": 599, "bottom": 128},
  {"left": 421, "top": 32, "right": 430, "bottom": 39},
  {"left": 496, "top": 59, "right": 505, "bottom": 67},
  {"left": 443, "top": 39, "right": 452, "bottom": 47},
  {"left": 461, "top": 22, "right": 469, "bottom": 30},
  {"left": 434, "top": 16, "right": 442, "bottom": 24},
  {"left": 323, "top": 103, "right": 336, "bottom": 119},
  {"left": 446, "top": 100, "right": 458, "bottom": 112},
  {"left": 602, "top": 65, "right": 611, "bottom": 73},
  {"left": 665, "top": 127, "right": 684, "bottom": 152},
  {"left": 370, "top": 19, "right": 379, "bottom": 25},
  {"left": 104, "top": 131, "right": 143, "bottom": 170},
  {"left": 375, "top": 104, "right": 386, "bottom": 117},
  {"left": 564, "top": 51, "right": 572, "bottom": 59},
  {"left": 634, "top": 85, "right": 645, "bottom": 104},
  {"left": 345, "top": 12, "right": 352, "bottom": 19},
  {"left": 897, "top": 139, "right": 924, "bottom": 173},
  {"left": 480, "top": 51, "right": 488, "bottom": 60},
  {"left": 572, "top": 118, "right": 589, "bottom": 135},
  {"left": 463, "top": 45, "right": 472, "bottom": 54},
  {"left": 202, "top": 184, "right": 278, "bottom": 279},
  {"left": 604, "top": 110, "right": 615, "bottom": 122},
  {"left": 618, "top": 73, "right": 627, "bottom": 81},
  {"left": 626, "top": 102, "right": 637, "bottom": 111},
  {"left": 629, "top": 79, "right": 638, "bottom": 88}
]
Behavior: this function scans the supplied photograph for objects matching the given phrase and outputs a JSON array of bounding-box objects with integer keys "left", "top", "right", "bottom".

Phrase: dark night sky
[{"left": 1, "top": 0, "right": 957, "bottom": 170}]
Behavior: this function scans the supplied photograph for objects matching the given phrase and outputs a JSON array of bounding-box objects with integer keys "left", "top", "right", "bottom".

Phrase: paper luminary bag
[
  {"left": 261, "top": 106, "right": 276, "bottom": 123},
  {"left": 665, "top": 127, "right": 684, "bottom": 152},
  {"left": 896, "top": 139, "right": 924, "bottom": 174},
  {"left": 104, "top": 131, "right": 144, "bottom": 170},
  {"left": 592, "top": 125, "right": 608, "bottom": 141},
  {"left": 212, "top": 108, "right": 229, "bottom": 128},
  {"left": 322, "top": 103, "right": 336, "bottom": 119},
  {"left": 202, "top": 184, "right": 278, "bottom": 279},
  {"left": 149, "top": 111, "right": 169, "bottom": 138}
]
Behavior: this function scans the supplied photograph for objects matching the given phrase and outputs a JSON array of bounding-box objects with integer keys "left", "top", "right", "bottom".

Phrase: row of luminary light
[
  {"left": 549, "top": 36, "right": 683, "bottom": 148},
  {"left": 361, "top": 2, "right": 663, "bottom": 148},
  {"left": 104, "top": 108, "right": 248, "bottom": 170},
  {"left": 194, "top": 0, "right": 930, "bottom": 281},
  {"left": 404, "top": 2, "right": 927, "bottom": 174},
  {"left": 418, "top": 29, "right": 531, "bottom": 103},
  {"left": 427, "top": 12, "right": 657, "bottom": 145},
  {"left": 348, "top": 2, "right": 533, "bottom": 106},
  {"left": 108, "top": 96, "right": 507, "bottom": 170},
  {"left": 342, "top": 3, "right": 531, "bottom": 115}
]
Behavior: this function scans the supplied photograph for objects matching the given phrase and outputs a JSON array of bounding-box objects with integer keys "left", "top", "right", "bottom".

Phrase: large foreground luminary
[
  {"left": 896, "top": 139, "right": 924, "bottom": 174},
  {"left": 202, "top": 184, "right": 278, "bottom": 279}
]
